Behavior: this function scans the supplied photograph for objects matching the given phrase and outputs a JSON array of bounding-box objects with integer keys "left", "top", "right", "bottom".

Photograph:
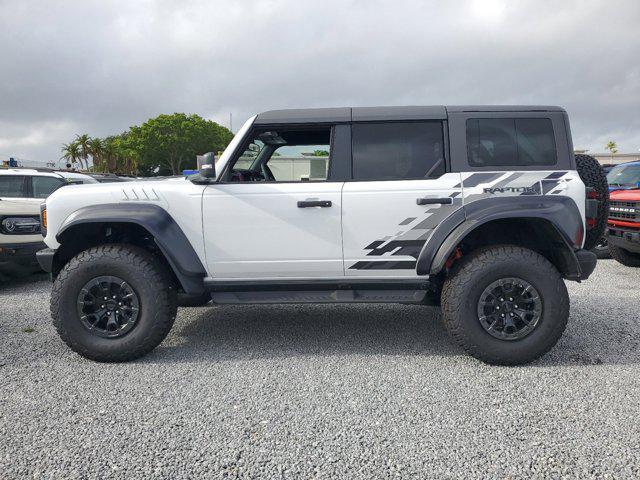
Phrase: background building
[{"left": 576, "top": 151, "right": 640, "bottom": 166}]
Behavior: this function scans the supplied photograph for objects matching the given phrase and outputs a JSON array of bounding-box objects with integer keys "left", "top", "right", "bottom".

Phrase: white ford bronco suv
[{"left": 37, "top": 106, "right": 608, "bottom": 365}]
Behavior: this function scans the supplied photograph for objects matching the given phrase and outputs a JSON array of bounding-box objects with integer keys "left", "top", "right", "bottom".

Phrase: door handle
[
  {"left": 297, "top": 200, "right": 332, "bottom": 208},
  {"left": 416, "top": 197, "right": 453, "bottom": 205}
]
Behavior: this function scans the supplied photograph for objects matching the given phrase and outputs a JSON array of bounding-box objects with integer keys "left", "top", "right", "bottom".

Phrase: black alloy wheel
[
  {"left": 476, "top": 277, "right": 543, "bottom": 341},
  {"left": 77, "top": 275, "right": 140, "bottom": 338}
]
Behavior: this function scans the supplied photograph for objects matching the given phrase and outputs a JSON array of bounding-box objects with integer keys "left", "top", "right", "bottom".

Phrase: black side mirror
[{"left": 198, "top": 152, "right": 217, "bottom": 179}]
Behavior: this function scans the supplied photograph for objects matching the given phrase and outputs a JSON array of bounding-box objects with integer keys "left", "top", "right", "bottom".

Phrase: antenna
[{"left": 229, "top": 113, "right": 233, "bottom": 132}]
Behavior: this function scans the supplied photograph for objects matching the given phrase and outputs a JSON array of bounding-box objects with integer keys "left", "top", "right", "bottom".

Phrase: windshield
[
  {"left": 607, "top": 164, "right": 640, "bottom": 187},
  {"left": 213, "top": 116, "right": 256, "bottom": 174}
]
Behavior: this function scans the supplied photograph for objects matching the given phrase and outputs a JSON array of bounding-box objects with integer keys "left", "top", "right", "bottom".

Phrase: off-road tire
[
  {"left": 441, "top": 245, "right": 569, "bottom": 365},
  {"left": 609, "top": 244, "right": 640, "bottom": 267},
  {"left": 51, "top": 244, "right": 177, "bottom": 362},
  {"left": 575, "top": 154, "right": 609, "bottom": 250}
]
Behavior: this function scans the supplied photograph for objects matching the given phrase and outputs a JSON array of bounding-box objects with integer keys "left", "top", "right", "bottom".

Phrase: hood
[
  {"left": 0, "top": 197, "right": 42, "bottom": 214},
  {"left": 610, "top": 189, "right": 640, "bottom": 201}
]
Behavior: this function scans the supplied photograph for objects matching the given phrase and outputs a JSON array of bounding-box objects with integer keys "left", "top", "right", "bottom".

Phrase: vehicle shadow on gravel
[
  {"left": 142, "top": 301, "right": 640, "bottom": 366},
  {"left": 0, "top": 272, "right": 48, "bottom": 287},
  {"left": 148, "top": 303, "right": 462, "bottom": 362}
]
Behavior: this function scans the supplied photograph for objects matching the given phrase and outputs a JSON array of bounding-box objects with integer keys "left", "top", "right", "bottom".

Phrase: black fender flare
[
  {"left": 416, "top": 196, "right": 585, "bottom": 278},
  {"left": 57, "top": 203, "right": 206, "bottom": 294}
]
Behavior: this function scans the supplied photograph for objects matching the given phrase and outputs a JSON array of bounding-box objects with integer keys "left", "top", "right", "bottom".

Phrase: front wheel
[
  {"left": 441, "top": 245, "right": 569, "bottom": 365},
  {"left": 51, "top": 244, "right": 177, "bottom": 362}
]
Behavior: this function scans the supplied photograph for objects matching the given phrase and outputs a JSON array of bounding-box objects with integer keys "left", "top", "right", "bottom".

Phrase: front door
[
  {"left": 341, "top": 121, "right": 463, "bottom": 277},
  {"left": 202, "top": 125, "right": 344, "bottom": 279}
]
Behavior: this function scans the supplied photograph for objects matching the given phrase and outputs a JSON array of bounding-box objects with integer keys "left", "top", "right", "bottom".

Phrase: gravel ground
[{"left": 1, "top": 260, "right": 639, "bottom": 479}]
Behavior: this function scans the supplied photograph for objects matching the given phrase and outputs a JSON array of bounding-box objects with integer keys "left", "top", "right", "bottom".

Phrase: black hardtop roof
[{"left": 254, "top": 105, "right": 566, "bottom": 125}]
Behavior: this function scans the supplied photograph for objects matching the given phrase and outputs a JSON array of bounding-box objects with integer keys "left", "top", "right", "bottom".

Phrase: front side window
[
  {"left": 228, "top": 128, "right": 331, "bottom": 182},
  {"left": 466, "top": 118, "right": 557, "bottom": 167},
  {"left": 352, "top": 122, "right": 445, "bottom": 181},
  {"left": 32, "top": 176, "right": 64, "bottom": 198},
  {"left": 0, "top": 176, "right": 27, "bottom": 198}
]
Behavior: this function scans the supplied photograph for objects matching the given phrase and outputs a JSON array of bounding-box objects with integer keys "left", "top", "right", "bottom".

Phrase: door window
[
  {"left": 32, "top": 176, "right": 64, "bottom": 198},
  {"left": 228, "top": 128, "right": 331, "bottom": 182},
  {"left": 0, "top": 176, "right": 27, "bottom": 197},
  {"left": 351, "top": 122, "right": 445, "bottom": 180}
]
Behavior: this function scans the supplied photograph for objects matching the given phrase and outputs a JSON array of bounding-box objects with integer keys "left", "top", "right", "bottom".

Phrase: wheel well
[
  {"left": 53, "top": 222, "right": 182, "bottom": 290},
  {"left": 439, "top": 218, "right": 579, "bottom": 279}
]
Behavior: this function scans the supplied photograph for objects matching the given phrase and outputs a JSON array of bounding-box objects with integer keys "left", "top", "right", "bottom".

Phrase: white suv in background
[{"left": 0, "top": 168, "right": 97, "bottom": 278}]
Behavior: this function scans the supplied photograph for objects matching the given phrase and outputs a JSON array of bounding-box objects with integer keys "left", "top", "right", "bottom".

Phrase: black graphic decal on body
[
  {"left": 349, "top": 204, "right": 463, "bottom": 271},
  {"left": 350, "top": 260, "right": 417, "bottom": 270}
]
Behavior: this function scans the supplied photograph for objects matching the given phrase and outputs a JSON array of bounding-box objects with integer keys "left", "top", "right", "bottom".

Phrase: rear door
[{"left": 342, "top": 120, "right": 463, "bottom": 277}]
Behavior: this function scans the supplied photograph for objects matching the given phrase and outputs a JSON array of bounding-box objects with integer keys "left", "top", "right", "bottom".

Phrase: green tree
[
  {"left": 62, "top": 112, "right": 233, "bottom": 176},
  {"left": 605, "top": 140, "right": 618, "bottom": 156},
  {"left": 75, "top": 134, "right": 92, "bottom": 169},
  {"left": 129, "top": 113, "right": 233, "bottom": 175},
  {"left": 60, "top": 142, "right": 81, "bottom": 168},
  {"left": 88, "top": 137, "right": 105, "bottom": 172}
]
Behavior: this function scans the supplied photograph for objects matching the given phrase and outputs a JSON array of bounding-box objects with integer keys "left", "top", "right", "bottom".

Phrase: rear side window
[
  {"left": 0, "top": 176, "right": 27, "bottom": 198},
  {"left": 32, "top": 176, "right": 63, "bottom": 198},
  {"left": 466, "top": 118, "right": 557, "bottom": 167},
  {"left": 352, "top": 122, "right": 445, "bottom": 180}
]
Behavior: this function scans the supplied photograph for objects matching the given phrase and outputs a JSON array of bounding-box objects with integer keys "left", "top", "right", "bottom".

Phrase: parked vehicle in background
[
  {"left": 0, "top": 198, "right": 44, "bottom": 279},
  {"left": 600, "top": 164, "right": 616, "bottom": 175},
  {"left": 56, "top": 171, "right": 99, "bottom": 184},
  {"left": 38, "top": 105, "right": 607, "bottom": 365},
  {"left": 606, "top": 161, "right": 640, "bottom": 267},
  {"left": 89, "top": 173, "right": 135, "bottom": 183},
  {"left": 0, "top": 168, "right": 96, "bottom": 278},
  {"left": 590, "top": 162, "right": 617, "bottom": 259},
  {"left": 607, "top": 161, "right": 640, "bottom": 191}
]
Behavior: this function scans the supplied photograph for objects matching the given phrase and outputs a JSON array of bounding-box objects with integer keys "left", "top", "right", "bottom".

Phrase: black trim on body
[
  {"left": 36, "top": 247, "right": 55, "bottom": 272},
  {"left": 56, "top": 204, "right": 206, "bottom": 294},
  {"left": 575, "top": 249, "right": 597, "bottom": 279},
  {"left": 203, "top": 277, "right": 431, "bottom": 292},
  {"left": 417, "top": 196, "right": 585, "bottom": 277},
  {"left": 255, "top": 108, "right": 351, "bottom": 125},
  {"left": 447, "top": 110, "right": 572, "bottom": 173}
]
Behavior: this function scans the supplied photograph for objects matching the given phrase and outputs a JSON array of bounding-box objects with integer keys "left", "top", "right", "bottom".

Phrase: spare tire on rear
[{"left": 575, "top": 154, "right": 609, "bottom": 250}]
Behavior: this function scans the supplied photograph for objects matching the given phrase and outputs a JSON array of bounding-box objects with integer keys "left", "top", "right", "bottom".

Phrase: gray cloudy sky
[{"left": 1, "top": 0, "right": 639, "bottom": 164}]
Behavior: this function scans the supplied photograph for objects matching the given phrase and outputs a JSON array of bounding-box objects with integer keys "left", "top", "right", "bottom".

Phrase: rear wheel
[
  {"left": 441, "top": 245, "right": 569, "bottom": 365},
  {"left": 575, "top": 154, "right": 609, "bottom": 250},
  {"left": 51, "top": 244, "right": 177, "bottom": 362},
  {"left": 609, "top": 244, "right": 640, "bottom": 267}
]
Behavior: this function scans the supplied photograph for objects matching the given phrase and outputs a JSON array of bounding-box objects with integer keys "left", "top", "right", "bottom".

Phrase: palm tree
[
  {"left": 605, "top": 140, "right": 618, "bottom": 160},
  {"left": 60, "top": 142, "right": 81, "bottom": 169},
  {"left": 88, "top": 137, "right": 105, "bottom": 172},
  {"left": 75, "top": 134, "right": 92, "bottom": 170},
  {"left": 102, "top": 139, "right": 118, "bottom": 173}
]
